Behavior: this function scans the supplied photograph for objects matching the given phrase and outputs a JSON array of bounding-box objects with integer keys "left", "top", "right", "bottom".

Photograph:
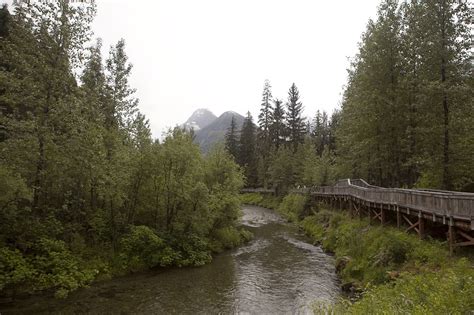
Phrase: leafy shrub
[
  {"left": 342, "top": 259, "right": 474, "bottom": 314},
  {"left": 210, "top": 227, "right": 253, "bottom": 253},
  {"left": 240, "top": 193, "right": 281, "bottom": 210},
  {"left": 0, "top": 247, "right": 35, "bottom": 292},
  {"left": 240, "top": 193, "right": 263, "bottom": 205},
  {"left": 32, "top": 238, "right": 97, "bottom": 298},
  {"left": 300, "top": 216, "right": 325, "bottom": 244},
  {"left": 277, "top": 194, "right": 307, "bottom": 222},
  {"left": 119, "top": 226, "right": 173, "bottom": 271}
]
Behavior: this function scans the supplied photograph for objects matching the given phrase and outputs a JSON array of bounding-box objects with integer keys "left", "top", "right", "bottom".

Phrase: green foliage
[
  {"left": 211, "top": 227, "right": 253, "bottom": 252},
  {"left": 238, "top": 112, "right": 258, "bottom": 187},
  {"left": 298, "top": 207, "right": 473, "bottom": 314},
  {"left": 240, "top": 193, "right": 281, "bottom": 210},
  {"left": 336, "top": 0, "right": 473, "bottom": 190},
  {"left": 31, "top": 239, "right": 97, "bottom": 298},
  {"left": 277, "top": 194, "right": 307, "bottom": 222},
  {"left": 301, "top": 211, "right": 450, "bottom": 289},
  {"left": 119, "top": 226, "right": 169, "bottom": 270},
  {"left": 1, "top": 240, "right": 97, "bottom": 299},
  {"left": 332, "top": 259, "right": 474, "bottom": 314},
  {"left": 0, "top": 0, "right": 248, "bottom": 298},
  {"left": 0, "top": 247, "right": 35, "bottom": 292}
]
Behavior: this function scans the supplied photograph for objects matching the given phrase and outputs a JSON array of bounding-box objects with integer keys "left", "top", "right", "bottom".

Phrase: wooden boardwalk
[{"left": 243, "top": 179, "right": 474, "bottom": 253}]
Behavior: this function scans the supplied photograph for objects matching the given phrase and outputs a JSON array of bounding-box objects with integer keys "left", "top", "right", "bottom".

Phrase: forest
[
  {"left": 0, "top": 1, "right": 250, "bottom": 298},
  {"left": 0, "top": 0, "right": 473, "bottom": 303},
  {"left": 226, "top": 0, "right": 473, "bottom": 193}
]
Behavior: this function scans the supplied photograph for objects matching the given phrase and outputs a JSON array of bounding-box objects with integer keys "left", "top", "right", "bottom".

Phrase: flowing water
[{"left": 2, "top": 205, "right": 340, "bottom": 314}]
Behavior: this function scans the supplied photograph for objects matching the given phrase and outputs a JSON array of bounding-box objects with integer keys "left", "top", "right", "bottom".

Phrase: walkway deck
[{"left": 243, "top": 179, "right": 474, "bottom": 252}]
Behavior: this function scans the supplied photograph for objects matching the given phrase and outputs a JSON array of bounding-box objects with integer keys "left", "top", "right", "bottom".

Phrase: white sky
[{"left": 4, "top": 0, "right": 381, "bottom": 138}]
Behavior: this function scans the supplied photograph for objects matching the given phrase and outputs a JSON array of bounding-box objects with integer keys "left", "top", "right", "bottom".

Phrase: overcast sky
[{"left": 5, "top": 0, "right": 381, "bottom": 138}]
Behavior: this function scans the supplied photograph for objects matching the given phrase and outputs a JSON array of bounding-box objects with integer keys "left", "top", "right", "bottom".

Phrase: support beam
[
  {"left": 448, "top": 224, "right": 455, "bottom": 255},
  {"left": 403, "top": 215, "right": 419, "bottom": 234},
  {"left": 418, "top": 212, "right": 425, "bottom": 239},
  {"left": 396, "top": 206, "right": 401, "bottom": 228},
  {"left": 381, "top": 206, "right": 386, "bottom": 225}
]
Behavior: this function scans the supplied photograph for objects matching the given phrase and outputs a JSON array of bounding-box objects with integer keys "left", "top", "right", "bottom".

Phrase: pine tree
[
  {"left": 270, "top": 98, "right": 286, "bottom": 149},
  {"left": 285, "top": 83, "right": 306, "bottom": 152},
  {"left": 312, "top": 110, "right": 330, "bottom": 156},
  {"left": 0, "top": 4, "right": 9, "bottom": 38},
  {"left": 225, "top": 115, "right": 239, "bottom": 160},
  {"left": 239, "top": 112, "right": 258, "bottom": 187},
  {"left": 415, "top": 0, "right": 472, "bottom": 190},
  {"left": 258, "top": 79, "right": 273, "bottom": 138},
  {"left": 256, "top": 79, "right": 273, "bottom": 186}
]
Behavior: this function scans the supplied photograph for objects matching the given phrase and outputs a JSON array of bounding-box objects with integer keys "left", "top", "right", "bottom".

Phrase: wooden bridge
[{"left": 242, "top": 179, "right": 474, "bottom": 253}]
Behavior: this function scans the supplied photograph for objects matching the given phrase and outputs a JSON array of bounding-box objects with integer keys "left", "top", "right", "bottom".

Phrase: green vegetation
[
  {"left": 308, "top": 208, "right": 474, "bottom": 314},
  {"left": 250, "top": 193, "right": 474, "bottom": 314},
  {"left": 225, "top": 0, "right": 473, "bottom": 193},
  {"left": 240, "top": 193, "right": 281, "bottom": 210},
  {"left": 0, "top": 1, "right": 250, "bottom": 299}
]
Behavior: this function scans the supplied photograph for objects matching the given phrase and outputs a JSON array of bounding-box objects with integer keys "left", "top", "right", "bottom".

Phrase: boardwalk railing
[
  {"left": 309, "top": 179, "right": 474, "bottom": 222},
  {"left": 243, "top": 179, "right": 474, "bottom": 229}
]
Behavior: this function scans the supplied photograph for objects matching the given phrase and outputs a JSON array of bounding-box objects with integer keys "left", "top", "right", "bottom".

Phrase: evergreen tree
[
  {"left": 270, "top": 98, "right": 286, "bottom": 149},
  {"left": 257, "top": 79, "right": 273, "bottom": 187},
  {"left": 225, "top": 115, "right": 239, "bottom": 160},
  {"left": 239, "top": 112, "right": 258, "bottom": 187},
  {"left": 258, "top": 79, "right": 273, "bottom": 138},
  {"left": 0, "top": 4, "right": 9, "bottom": 38},
  {"left": 285, "top": 83, "right": 306, "bottom": 152},
  {"left": 415, "top": 0, "right": 472, "bottom": 190},
  {"left": 312, "top": 110, "right": 330, "bottom": 156}
]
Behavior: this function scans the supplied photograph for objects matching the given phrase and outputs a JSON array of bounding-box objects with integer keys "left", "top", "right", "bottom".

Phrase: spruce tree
[
  {"left": 270, "top": 98, "right": 286, "bottom": 149},
  {"left": 239, "top": 112, "right": 258, "bottom": 187},
  {"left": 285, "top": 83, "right": 305, "bottom": 152},
  {"left": 256, "top": 79, "right": 273, "bottom": 186},
  {"left": 225, "top": 115, "right": 239, "bottom": 160},
  {"left": 258, "top": 79, "right": 273, "bottom": 138}
]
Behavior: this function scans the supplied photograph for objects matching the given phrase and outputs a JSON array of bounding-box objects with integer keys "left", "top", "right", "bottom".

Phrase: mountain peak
[
  {"left": 183, "top": 108, "right": 217, "bottom": 131},
  {"left": 194, "top": 111, "right": 245, "bottom": 152}
]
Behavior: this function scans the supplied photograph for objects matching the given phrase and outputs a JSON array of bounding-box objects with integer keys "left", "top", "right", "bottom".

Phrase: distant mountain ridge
[
  {"left": 183, "top": 109, "right": 245, "bottom": 152},
  {"left": 182, "top": 108, "right": 217, "bottom": 131}
]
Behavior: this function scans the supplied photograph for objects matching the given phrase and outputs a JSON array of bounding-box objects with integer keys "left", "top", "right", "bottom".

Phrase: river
[{"left": 3, "top": 205, "right": 340, "bottom": 314}]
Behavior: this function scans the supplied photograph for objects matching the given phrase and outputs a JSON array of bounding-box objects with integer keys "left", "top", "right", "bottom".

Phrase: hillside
[{"left": 194, "top": 111, "right": 245, "bottom": 152}]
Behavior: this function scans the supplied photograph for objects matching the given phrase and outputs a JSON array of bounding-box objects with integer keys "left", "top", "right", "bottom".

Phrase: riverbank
[
  {"left": 0, "top": 205, "right": 339, "bottom": 314},
  {"left": 0, "top": 225, "right": 253, "bottom": 302},
  {"left": 240, "top": 193, "right": 474, "bottom": 314}
]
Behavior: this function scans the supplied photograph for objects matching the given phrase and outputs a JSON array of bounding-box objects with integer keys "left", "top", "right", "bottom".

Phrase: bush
[
  {"left": 170, "top": 235, "right": 212, "bottom": 267},
  {"left": 32, "top": 238, "right": 97, "bottom": 298},
  {"left": 119, "top": 226, "right": 173, "bottom": 271},
  {"left": 240, "top": 193, "right": 263, "bottom": 205},
  {"left": 210, "top": 227, "right": 253, "bottom": 253},
  {"left": 342, "top": 259, "right": 474, "bottom": 314},
  {"left": 240, "top": 193, "right": 281, "bottom": 210},
  {"left": 0, "top": 247, "right": 35, "bottom": 293},
  {"left": 300, "top": 216, "right": 325, "bottom": 244},
  {"left": 277, "top": 194, "right": 307, "bottom": 222}
]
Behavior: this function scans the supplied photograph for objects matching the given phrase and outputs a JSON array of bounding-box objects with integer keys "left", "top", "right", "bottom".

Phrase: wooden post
[
  {"left": 418, "top": 212, "right": 425, "bottom": 239},
  {"left": 381, "top": 207, "right": 386, "bottom": 225},
  {"left": 448, "top": 224, "right": 455, "bottom": 255},
  {"left": 368, "top": 204, "right": 372, "bottom": 224},
  {"left": 396, "top": 206, "right": 401, "bottom": 228}
]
